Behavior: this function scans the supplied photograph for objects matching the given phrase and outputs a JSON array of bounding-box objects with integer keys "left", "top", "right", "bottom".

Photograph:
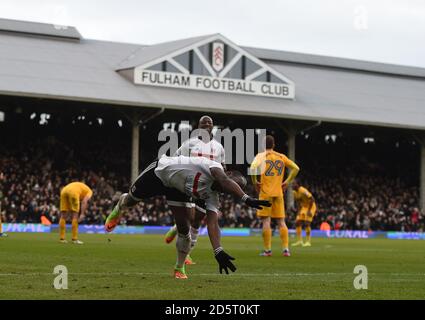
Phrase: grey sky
[{"left": 1, "top": 0, "right": 424, "bottom": 68}]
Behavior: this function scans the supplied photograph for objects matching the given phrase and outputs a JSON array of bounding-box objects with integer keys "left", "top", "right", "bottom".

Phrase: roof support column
[
  {"left": 131, "top": 118, "right": 140, "bottom": 183},
  {"left": 286, "top": 126, "right": 296, "bottom": 210},
  {"left": 277, "top": 120, "right": 321, "bottom": 212},
  {"left": 413, "top": 134, "right": 425, "bottom": 214},
  {"left": 124, "top": 108, "right": 165, "bottom": 183}
]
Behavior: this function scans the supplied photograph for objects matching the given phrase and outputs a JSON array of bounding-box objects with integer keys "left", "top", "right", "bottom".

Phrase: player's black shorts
[
  {"left": 193, "top": 199, "right": 207, "bottom": 214},
  {"left": 128, "top": 160, "right": 192, "bottom": 208}
]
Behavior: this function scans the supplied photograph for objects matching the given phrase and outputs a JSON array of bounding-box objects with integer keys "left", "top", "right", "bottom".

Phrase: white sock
[
  {"left": 118, "top": 193, "right": 129, "bottom": 209},
  {"left": 190, "top": 227, "right": 199, "bottom": 249},
  {"left": 111, "top": 193, "right": 128, "bottom": 219},
  {"left": 176, "top": 232, "right": 191, "bottom": 268}
]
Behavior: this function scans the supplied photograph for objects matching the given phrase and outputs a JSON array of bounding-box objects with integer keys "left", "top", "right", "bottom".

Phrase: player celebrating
[
  {"left": 250, "top": 135, "right": 299, "bottom": 257},
  {"left": 164, "top": 115, "right": 226, "bottom": 265},
  {"left": 292, "top": 181, "right": 317, "bottom": 247},
  {"left": 59, "top": 181, "right": 93, "bottom": 244},
  {"left": 105, "top": 155, "right": 270, "bottom": 279}
]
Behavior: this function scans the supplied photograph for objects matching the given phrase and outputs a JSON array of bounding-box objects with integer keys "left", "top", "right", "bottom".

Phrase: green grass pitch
[{"left": 1, "top": 233, "right": 425, "bottom": 299}]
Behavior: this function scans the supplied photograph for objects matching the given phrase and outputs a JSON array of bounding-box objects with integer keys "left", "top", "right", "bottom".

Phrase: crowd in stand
[
  {"left": 1, "top": 138, "right": 423, "bottom": 232},
  {"left": 0, "top": 110, "right": 423, "bottom": 232}
]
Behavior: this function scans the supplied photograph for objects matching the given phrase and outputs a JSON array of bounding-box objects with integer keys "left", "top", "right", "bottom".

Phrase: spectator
[{"left": 1, "top": 137, "right": 424, "bottom": 232}]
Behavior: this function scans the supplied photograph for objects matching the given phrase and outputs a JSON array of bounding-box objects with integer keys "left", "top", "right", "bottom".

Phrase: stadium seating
[{"left": 1, "top": 137, "right": 423, "bottom": 232}]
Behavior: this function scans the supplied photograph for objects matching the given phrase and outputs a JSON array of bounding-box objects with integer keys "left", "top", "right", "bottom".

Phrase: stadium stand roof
[
  {"left": 244, "top": 46, "right": 425, "bottom": 78},
  {"left": 0, "top": 18, "right": 424, "bottom": 130},
  {"left": 117, "top": 34, "right": 215, "bottom": 70},
  {"left": 0, "top": 18, "right": 82, "bottom": 40}
]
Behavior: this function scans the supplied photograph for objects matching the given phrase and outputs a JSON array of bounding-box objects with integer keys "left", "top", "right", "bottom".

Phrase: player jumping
[
  {"left": 105, "top": 155, "right": 270, "bottom": 279},
  {"left": 164, "top": 115, "right": 226, "bottom": 265},
  {"left": 250, "top": 135, "right": 299, "bottom": 257}
]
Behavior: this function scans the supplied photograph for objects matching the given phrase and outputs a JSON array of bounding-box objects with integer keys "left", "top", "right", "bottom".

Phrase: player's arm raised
[
  {"left": 210, "top": 167, "right": 270, "bottom": 209},
  {"left": 174, "top": 139, "right": 189, "bottom": 156}
]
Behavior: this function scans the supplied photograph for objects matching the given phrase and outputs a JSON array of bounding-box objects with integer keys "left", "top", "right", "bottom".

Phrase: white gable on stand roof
[
  {"left": 2, "top": 18, "right": 425, "bottom": 130},
  {"left": 116, "top": 34, "right": 295, "bottom": 99}
]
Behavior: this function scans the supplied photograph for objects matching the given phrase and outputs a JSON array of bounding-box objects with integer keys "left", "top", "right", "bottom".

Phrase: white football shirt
[
  {"left": 154, "top": 155, "right": 223, "bottom": 213},
  {"left": 174, "top": 137, "right": 225, "bottom": 164}
]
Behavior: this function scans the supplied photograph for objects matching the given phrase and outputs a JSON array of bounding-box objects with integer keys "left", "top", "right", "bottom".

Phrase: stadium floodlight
[
  {"left": 39, "top": 113, "right": 50, "bottom": 125},
  {"left": 163, "top": 122, "right": 176, "bottom": 131},
  {"left": 325, "top": 134, "right": 337, "bottom": 143},
  {"left": 178, "top": 121, "right": 192, "bottom": 132}
]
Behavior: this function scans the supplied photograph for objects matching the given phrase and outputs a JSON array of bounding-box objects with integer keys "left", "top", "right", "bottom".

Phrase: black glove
[
  {"left": 214, "top": 247, "right": 236, "bottom": 274},
  {"left": 245, "top": 197, "right": 271, "bottom": 209}
]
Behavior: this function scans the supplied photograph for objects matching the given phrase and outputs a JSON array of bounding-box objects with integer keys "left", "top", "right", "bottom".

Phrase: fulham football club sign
[{"left": 128, "top": 34, "right": 295, "bottom": 99}]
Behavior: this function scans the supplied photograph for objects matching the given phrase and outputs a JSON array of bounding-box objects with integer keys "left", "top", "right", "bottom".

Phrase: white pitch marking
[{"left": 1, "top": 272, "right": 425, "bottom": 277}]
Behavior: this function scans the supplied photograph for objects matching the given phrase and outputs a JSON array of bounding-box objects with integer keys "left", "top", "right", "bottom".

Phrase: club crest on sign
[{"left": 212, "top": 42, "right": 224, "bottom": 72}]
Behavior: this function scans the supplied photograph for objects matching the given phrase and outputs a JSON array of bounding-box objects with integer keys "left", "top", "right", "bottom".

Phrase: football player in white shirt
[
  {"left": 165, "top": 116, "right": 226, "bottom": 265},
  {"left": 105, "top": 155, "right": 270, "bottom": 279}
]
